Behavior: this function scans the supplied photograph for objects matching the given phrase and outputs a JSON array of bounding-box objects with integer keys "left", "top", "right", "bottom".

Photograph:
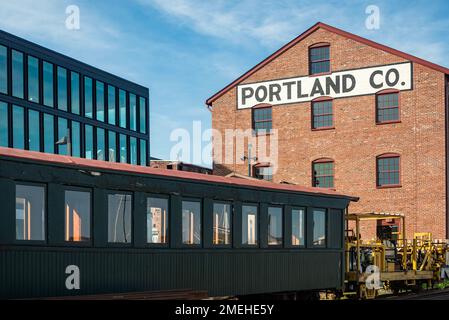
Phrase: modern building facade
[
  {"left": 0, "top": 30, "right": 149, "bottom": 166},
  {"left": 206, "top": 22, "right": 449, "bottom": 239}
]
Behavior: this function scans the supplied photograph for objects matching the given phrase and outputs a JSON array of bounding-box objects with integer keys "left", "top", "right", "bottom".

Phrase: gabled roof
[
  {"left": 0, "top": 147, "right": 358, "bottom": 201},
  {"left": 205, "top": 22, "right": 449, "bottom": 107}
]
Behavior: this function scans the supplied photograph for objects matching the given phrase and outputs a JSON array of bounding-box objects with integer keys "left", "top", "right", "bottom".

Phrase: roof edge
[{"left": 205, "top": 22, "right": 449, "bottom": 107}]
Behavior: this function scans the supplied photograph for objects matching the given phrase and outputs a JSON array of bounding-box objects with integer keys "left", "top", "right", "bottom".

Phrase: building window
[
  {"left": 43, "top": 61, "right": 54, "bottom": 107},
  {"left": 85, "top": 124, "right": 93, "bottom": 159},
  {"left": 28, "top": 109, "right": 40, "bottom": 152},
  {"left": 252, "top": 107, "right": 272, "bottom": 134},
  {"left": 309, "top": 45, "right": 330, "bottom": 75},
  {"left": 107, "top": 193, "right": 132, "bottom": 243},
  {"left": 43, "top": 114, "right": 54, "bottom": 153},
  {"left": 0, "top": 45, "right": 7, "bottom": 94},
  {"left": 312, "top": 208, "right": 326, "bottom": 247},
  {"left": 57, "top": 117, "right": 68, "bottom": 155},
  {"left": 312, "top": 99, "right": 333, "bottom": 129},
  {"left": 12, "top": 50, "right": 24, "bottom": 99},
  {"left": 377, "top": 154, "right": 400, "bottom": 187},
  {"left": 147, "top": 197, "right": 168, "bottom": 244},
  {"left": 130, "top": 93, "right": 137, "bottom": 131},
  {"left": 27, "top": 56, "right": 40, "bottom": 103},
  {"left": 0, "top": 102, "right": 8, "bottom": 147},
  {"left": 84, "top": 76, "right": 93, "bottom": 118},
  {"left": 130, "top": 137, "right": 137, "bottom": 165},
  {"left": 268, "top": 206, "right": 282, "bottom": 245},
  {"left": 71, "top": 121, "right": 80, "bottom": 157},
  {"left": 108, "top": 85, "right": 116, "bottom": 125},
  {"left": 57, "top": 67, "right": 67, "bottom": 111},
  {"left": 65, "top": 190, "right": 91, "bottom": 242},
  {"left": 140, "top": 139, "right": 147, "bottom": 166},
  {"left": 182, "top": 200, "right": 201, "bottom": 245},
  {"left": 97, "top": 128, "right": 105, "bottom": 160},
  {"left": 71, "top": 72, "right": 80, "bottom": 115},
  {"left": 312, "top": 159, "right": 334, "bottom": 188},
  {"left": 96, "top": 81, "right": 105, "bottom": 122},
  {"left": 108, "top": 131, "right": 116, "bottom": 162},
  {"left": 291, "top": 208, "right": 305, "bottom": 246},
  {"left": 254, "top": 165, "right": 273, "bottom": 181},
  {"left": 139, "top": 97, "right": 146, "bottom": 134},
  {"left": 213, "top": 203, "right": 231, "bottom": 245},
  {"left": 119, "top": 134, "right": 127, "bottom": 163},
  {"left": 119, "top": 89, "right": 126, "bottom": 128},
  {"left": 242, "top": 204, "right": 257, "bottom": 246},
  {"left": 12, "top": 105, "right": 24, "bottom": 149},
  {"left": 15, "top": 184, "right": 45, "bottom": 241},
  {"left": 376, "top": 92, "right": 399, "bottom": 123}
]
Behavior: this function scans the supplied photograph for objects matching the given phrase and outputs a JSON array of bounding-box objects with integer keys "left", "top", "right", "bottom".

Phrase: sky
[{"left": 0, "top": 0, "right": 448, "bottom": 168}]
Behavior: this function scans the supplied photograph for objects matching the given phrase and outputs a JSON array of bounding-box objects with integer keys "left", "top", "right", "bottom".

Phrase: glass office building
[{"left": 0, "top": 30, "right": 149, "bottom": 166}]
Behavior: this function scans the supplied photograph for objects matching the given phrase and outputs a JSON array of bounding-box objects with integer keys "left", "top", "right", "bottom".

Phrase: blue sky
[{"left": 0, "top": 0, "right": 448, "bottom": 167}]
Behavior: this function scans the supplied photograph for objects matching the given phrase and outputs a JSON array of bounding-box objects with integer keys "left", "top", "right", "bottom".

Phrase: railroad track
[{"left": 378, "top": 288, "right": 449, "bottom": 300}]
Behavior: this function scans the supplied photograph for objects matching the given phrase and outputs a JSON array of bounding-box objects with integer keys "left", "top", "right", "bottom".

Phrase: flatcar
[{"left": 0, "top": 147, "right": 358, "bottom": 299}]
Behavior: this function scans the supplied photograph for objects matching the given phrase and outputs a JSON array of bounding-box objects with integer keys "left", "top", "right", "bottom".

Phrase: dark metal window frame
[
  {"left": 63, "top": 185, "right": 93, "bottom": 248},
  {"left": 290, "top": 206, "right": 306, "bottom": 248},
  {"left": 267, "top": 205, "right": 283, "bottom": 248},
  {"left": 13, "top": 181, "right": 47, "bottom": 246},
  {"left": 311, "top": 207, "right": 327, "bottom": 248},
  {"left": 105, "top": 190, "right": 134, "bottom": 247},
  {"left": 180, "top": 197, "right": 203, "bottom": 248},
  {"left": 145, "top": 193, "right": 170, "bottom": 248},
  {"left": 211, "top": 200, "right": 233, "bottom": 248},
  {"left": 241, "top": 202, "right": 259, "bottom": 248},
  {"left": 376, "top": 153, "right": 401, "bottom": 188}
]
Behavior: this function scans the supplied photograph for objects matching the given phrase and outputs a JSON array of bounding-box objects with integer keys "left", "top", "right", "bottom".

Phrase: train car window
[
  {"left": 291, "top": 208, "right": 305, "bottom": 246},
  {"left": 312, "top": 208, "right": 326, "bottom": 247},
  {"left": 147, "top": 197, "right": 168, "bottom": 244},
  {"left": 268, "top": 207, "right": 282, "bottom": 245},
  {"left": 107, "top": 193, "right": 132, "bottom": 243},
  {"left": 182, "top": 201, "right": 201, "bottom": 245},
  {"left": 212, "top": 203, "right": 231, "bottom": 245},
  {"left": 64, "top": 190, "right": 91, "bottom": 242},
  {"left": 242, "top": 205, "right": 258, "bottom": 246},
  {"left": 15, "top": 184, "right": 45, "bottom": 241}
]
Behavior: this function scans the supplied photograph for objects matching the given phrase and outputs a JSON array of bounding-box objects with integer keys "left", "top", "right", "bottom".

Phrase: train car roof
[{"left": 0, "top": 147, "right": 359, "bottom": 201}]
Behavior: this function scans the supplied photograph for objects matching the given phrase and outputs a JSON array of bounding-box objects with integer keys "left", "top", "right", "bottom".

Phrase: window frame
[
  {"left": 241, "top": 202, "right": 259, "bottom": 248},
  {"left": 375, "top": 89, "right": 401, "bottom": 125},
  {"left": 13, "top": 181, "right": 47, "bottom": 245},
  {"left": 290, "top": 206, "right": 306, "bottom": 248},
  {"left": 312, "top": 158, "right": 335, "bottom": 189},
  {"left": 63, "top": 186, "right": 93, "bottom": 247},
  {"left": 105, "top": 190, "right": 133, "bottom": 247},
  {"left": 180, "top": 198, "right": 202, "bottom": 248},
  {"left": 211, "top": 200, "right": 233, "bottom": 248},
  {"left": 253, "top": 164, "right": 273, "bottom": 181},
  {"left": 311, "top": 207, "right": 327, "bottom": 248},
  {"left": 267, "top": 205, "right": 283, "bottom": 247},
  {"left": 376, "top": 153, "right": 401, "bottom": 188},
  {"left": 311, "top": 97, "right": 334, "bottom": 131},
  {"left": 252, "top": 104, "right": 272, "bottom": 135},
  {"left": 145, "top": 193, "right": 170, "bottom": 248},
  {"left": 309, "top": 43, "right": 331, "bottom": 76}
]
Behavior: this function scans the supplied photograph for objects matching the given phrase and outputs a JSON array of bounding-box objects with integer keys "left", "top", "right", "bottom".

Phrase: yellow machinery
[{"left": 344, "top": 212, "right": 449, "bottom": 299}]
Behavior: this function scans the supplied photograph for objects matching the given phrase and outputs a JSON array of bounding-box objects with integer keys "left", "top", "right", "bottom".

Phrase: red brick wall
[{"left": 211, "top": 28, "right": 447, "bottom": 239}]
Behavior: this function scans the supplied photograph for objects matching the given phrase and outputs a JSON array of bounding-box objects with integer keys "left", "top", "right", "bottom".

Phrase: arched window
[
  {"left": 376, "top": 153, "right": 401, "bottom": 187},
  {"left": 312, "top": 158, "right": 334, "bottom": 188},
  {"left": 252, "top": 104, "right": 272, "bottom": 134},
  {"left": 376, "top": 89, "right": 400, "bottom": 124},
  {"left": 253, "top": 162, "right": 273, "bottom": 181},
  {"left": 309, "top": 43, "right": 330, "bottom": 75}
]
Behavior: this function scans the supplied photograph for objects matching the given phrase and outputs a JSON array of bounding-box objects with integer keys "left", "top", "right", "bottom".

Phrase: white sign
[{"left": 237, "top": 62, "right": 412, "bottom": 109}]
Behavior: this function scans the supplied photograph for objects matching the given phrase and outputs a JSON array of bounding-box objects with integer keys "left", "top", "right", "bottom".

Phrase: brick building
[{"left": 206, "top": 22, "right": 449, "bottom": 239}]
